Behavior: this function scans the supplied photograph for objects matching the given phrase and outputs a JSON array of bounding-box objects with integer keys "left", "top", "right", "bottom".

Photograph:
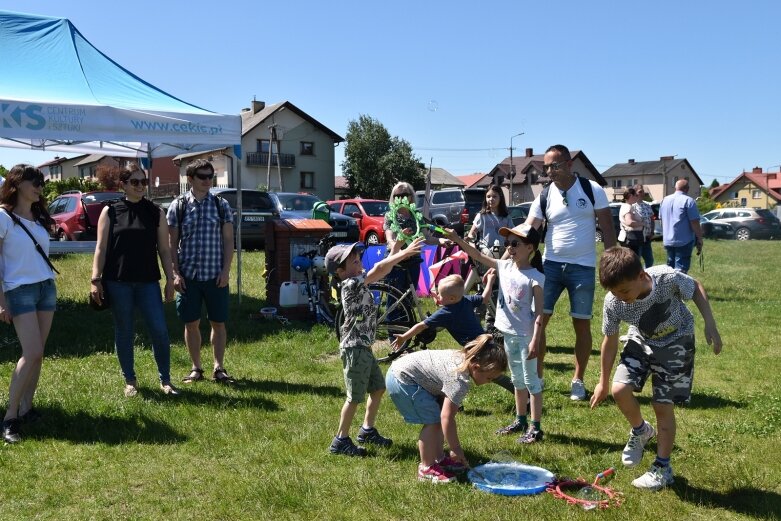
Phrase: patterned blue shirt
[{"left": 167, "top": 190, "right": 233, "bottom": 281}]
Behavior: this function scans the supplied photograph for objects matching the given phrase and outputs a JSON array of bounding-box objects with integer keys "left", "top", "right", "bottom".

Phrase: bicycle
[{"left": 290, "top": 234, "right": 341, "bottom": 327}]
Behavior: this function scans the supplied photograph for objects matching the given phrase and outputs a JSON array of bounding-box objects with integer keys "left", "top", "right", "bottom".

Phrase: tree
[
  {"left": 0, "top": 164, "right": 7, "bottom": 179},
  {"left": 697, "top": 186, "right": 717, "bottom": 215},
  {"left": 709, "top": 179, "right": 720, "bottom": 189},
  {"left": 341, "top": 115, "right": 424, "bottom": 199},
  {"left": 96, "top": 164, "right": 121, "bottom": 191}
]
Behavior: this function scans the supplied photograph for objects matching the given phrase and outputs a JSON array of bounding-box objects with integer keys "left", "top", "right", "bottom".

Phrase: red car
[
  {"left": 327, "top": 198, "right": 389, "bottom": 245},
  {"left": 47, "top": 190, "right": 122, "bottom": 241}
]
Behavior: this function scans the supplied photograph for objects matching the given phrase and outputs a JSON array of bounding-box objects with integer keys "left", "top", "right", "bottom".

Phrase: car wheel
[
  {"left": 365, "top": 231, "right": 380, "bottom": 246},
  {"left": 595, "top": 230, "right": 603, "bottom": 242},
  {"left": 735, "top": 227, "right": 751, "bottom": 241},
  {"left": 56, "top": 230, "right": 69, "bottom": 241}
]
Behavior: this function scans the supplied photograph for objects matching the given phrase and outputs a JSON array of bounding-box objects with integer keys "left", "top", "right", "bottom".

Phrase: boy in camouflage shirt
[
  {"left": 590, "top": 247, "right": 722, "bottom": 490},
  {"left": 326, "top": 238, "right": 424, "bottom": 456}
]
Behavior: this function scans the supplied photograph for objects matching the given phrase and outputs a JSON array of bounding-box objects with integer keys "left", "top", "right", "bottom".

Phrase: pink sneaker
[
  {"left": 437, "top": 456, "right": 467, "bottom": 473},
  {"left": 418, "top": 463, "right": 457, "bottom": 483}
]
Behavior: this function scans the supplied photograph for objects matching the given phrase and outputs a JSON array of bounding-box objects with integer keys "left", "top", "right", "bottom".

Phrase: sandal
[
  {"left": 182, "top": 368, "right": 204, "bottom": 383},
  {"left": 212, "top": 367, "right": 234, "bottom": 384}
]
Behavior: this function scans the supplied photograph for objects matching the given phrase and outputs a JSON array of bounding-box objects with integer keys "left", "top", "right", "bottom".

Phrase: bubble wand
[{"left": 388, "top": 196, "right": 445, "bottom": 244}]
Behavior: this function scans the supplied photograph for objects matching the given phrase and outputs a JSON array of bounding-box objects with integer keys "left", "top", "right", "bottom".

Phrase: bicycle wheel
[{"left": 334, "top": 282, "right": 417, "bottom": 361}]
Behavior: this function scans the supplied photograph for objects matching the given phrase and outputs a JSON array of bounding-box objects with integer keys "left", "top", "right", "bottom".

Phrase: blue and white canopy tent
[{"left": 0, "top": 10, "right": 251, "bottom": 299}]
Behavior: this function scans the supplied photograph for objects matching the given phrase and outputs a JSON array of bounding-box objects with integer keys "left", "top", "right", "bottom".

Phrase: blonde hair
[
  {"left": 389, "top": 181, "right": 415, "bottom": 204},
  {"left": 457, "top": 334, "right": 507, "bottom": 374},
  {"left": 437, "top": 274, "right": 465, "bottom": 300}
]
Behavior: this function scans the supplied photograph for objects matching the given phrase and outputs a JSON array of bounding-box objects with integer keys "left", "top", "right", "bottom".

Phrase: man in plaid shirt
[{"left": 168, "top": 159, "right": 235, "bottom": 384}]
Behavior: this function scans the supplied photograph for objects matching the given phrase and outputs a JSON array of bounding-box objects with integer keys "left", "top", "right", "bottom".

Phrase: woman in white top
[
  {"left": 0, "top": 165, "right": 57, "bottom": 444},
  {"left": 619, "top": 187, "right": 645, "bottom": 257}
]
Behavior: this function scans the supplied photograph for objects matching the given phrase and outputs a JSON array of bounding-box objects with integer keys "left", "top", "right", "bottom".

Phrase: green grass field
[{"left": 0, "top": 240, "right": 779, "bottom": 520}]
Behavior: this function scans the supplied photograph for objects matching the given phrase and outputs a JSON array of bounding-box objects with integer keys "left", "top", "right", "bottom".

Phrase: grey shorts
[
  {"left": 340, "top": 346, "right": 385, "bottom": 403},
  {"left": 613, "top": 334, "right": 695, "bottom": 405}
]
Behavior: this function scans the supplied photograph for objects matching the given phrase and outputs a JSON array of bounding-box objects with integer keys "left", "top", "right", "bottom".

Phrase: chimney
[
  {"left": 660, "top": 155, "right": 675, "bottom": 161},
  {"left": 252, "top": 100, "right": 266, "bottom": 114},
  {"left": 752, "top": 166, "right": 763, "bottom": 174},
  {"left": 525, "top": 147, "right": 533, "bottom": 158},
  {"left": 628, "top": 159, "right": 635, "bottom": 165}
]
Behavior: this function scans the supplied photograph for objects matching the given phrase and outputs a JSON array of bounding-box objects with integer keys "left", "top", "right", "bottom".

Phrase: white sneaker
[
  {"left": 632, "top": 464, "right": 674, "bottom": 491},
  {"left": 570, "top": 379, "right": 587, "bottom": 401},
  {"left": 622, "top": 421, "right": 656, "bottom": 467}
]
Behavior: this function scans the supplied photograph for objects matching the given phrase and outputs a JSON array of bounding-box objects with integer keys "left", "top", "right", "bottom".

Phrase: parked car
[
  {"left": 210, "top": 189, "right": 359, "bottom": 248},
  {"left": 508, "top": 202, "right": 532, "bottom": 227},
  {"left": 595, "top": 203, "right": 622, "bottom": 243},
  {"left": 700, "top": 216, "right": 735, "bottom": 240},
  {"left": 701, "top": 207, "right": 780, "bottom": 240},
  {"left": 47, "top": 190, "right": 122, "bottom": 241},
  {"left": 327, "top": 199, "right": 388, "bottom": 245},
  {"left": 414, "top": 187, "right": 486, "bottom": 236},
  {"left": 509, "top": 201, "right": 620, "bottom": 243}
]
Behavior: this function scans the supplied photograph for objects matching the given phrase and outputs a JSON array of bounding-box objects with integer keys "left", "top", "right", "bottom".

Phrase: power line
[{"left": 413, "top": 147, "right": 507, "bottom": 152}]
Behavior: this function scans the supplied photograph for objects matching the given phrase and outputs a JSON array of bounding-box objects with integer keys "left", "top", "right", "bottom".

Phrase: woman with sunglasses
[
  {"left": 0, "top": 165, "right": 57, "bottom": 444},
  {"left": 91, "top": 163, "right": 178, "bottom": 397}
]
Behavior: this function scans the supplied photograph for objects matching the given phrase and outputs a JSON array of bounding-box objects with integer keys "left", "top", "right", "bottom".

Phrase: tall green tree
[{"left": 341, "top": 115, "right": 424, "bottom": 199}]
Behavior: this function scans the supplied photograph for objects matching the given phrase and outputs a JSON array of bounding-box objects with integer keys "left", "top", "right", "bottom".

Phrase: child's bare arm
[
  {"left": 441, "top": 397, "right": 467, "bottom": 466},
  {"left": 527, "top": 285, "right": 544, "bottom": 360},
  {"left": 480, "top": 268, "right": 496, "bottom": 305},
  {"left": 692, "top": 279, "right": 722, "bottom": 354},
  {"left": 390, "top": 321, "right": 428, "bottom": 351},
  {"left": 590, "top": 334, "right": 619, "bottom": 409},
  {"left": 444, "top": 229, "right": 498, "bottom": 269},
  {"left": 365, "top": 237, "right": 424, "bottom": 285}
]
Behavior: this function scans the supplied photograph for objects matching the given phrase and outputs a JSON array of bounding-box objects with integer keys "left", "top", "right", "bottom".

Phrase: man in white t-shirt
[{"left": 524, "top": 145, "right": 617, "bottom": 401}]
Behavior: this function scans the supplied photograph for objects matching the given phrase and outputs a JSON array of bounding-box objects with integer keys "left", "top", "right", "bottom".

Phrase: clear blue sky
[{"left": 2, "top": 0, "right": 781, "bottom": 187}]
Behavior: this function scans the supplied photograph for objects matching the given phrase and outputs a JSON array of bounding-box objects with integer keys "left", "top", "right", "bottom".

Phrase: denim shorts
[
  {"left": 4, "top": 279, "right": 57, "bottom": 317},
  {"left": 175, "top": 278, "right": 229, "bottom": 323},
  {"left": 386, "top": 370, "right": 441, "bottom": 425},
  {"left": 542, "top": 260, "right": 596, "bottom": 319},
  {"left": 503, "top": 334, "right": 542, "bottom": 394}
]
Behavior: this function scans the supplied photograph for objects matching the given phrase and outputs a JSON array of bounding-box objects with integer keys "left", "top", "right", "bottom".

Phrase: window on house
[
  {"left": 300, "top": 142, "right": 314, "bottom": 155},
  {"left": 300, "top": 171, "right": 315, "bottom": 190},
  {"left": 733, "top": 191, "right": 739, "bottom": 199},
  {"left": 257, "top": 139, "right": 278, "bottom": 153},
  {"left": 612, "top": 179, "right": 622, "bottom": 189},
  {"left": 740, "top": 197, "right": 747, "bottom": 207},
  {"left": 631, "top": 178, "right": 638, "bottom": 187},
  {"left": 752, "top": 189, "right": 762, "bottom": 199}
]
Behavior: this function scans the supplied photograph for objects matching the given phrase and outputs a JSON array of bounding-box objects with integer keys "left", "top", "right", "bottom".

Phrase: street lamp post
[{"left": 509, "top": 132, "right": 524, "bottom": 205}]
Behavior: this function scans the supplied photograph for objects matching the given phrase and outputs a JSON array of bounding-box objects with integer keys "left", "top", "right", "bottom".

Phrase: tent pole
[{"left": 236, "top": 153, "right": 242, "bottom": 305}]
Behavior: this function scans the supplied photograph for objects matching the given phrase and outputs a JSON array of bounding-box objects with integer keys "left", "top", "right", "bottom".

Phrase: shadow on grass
[
  {"left": 634, "top": 392, "right": 744, "bottom": 410},
  {"left": 541, "top": 361, "right": 573, "bottom": 374},
  {"left": 230, "top": 378, "right": 343, "bottom": 398},
  {"left": 546, "top": 345, "right": 601, "bottom": 356},
  {"left": 25, "top": 406, "right": 187, "bottom": 445},
  {"left": 544, "top": 432, "right": 625, "bottom": 453},
  {"left": 143, "top": 385, "right": 281, "bottom": 411},
  {"left": 671, "top": 476, "right": 781, "bottom": 520},
  {"left": 385, "top": 441, "right": 423, "bottom": 463}
]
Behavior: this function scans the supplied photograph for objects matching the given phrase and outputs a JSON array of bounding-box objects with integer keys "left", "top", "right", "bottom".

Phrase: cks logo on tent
[{"left": 1, "top": 103, "right": 45, "bottom": 131}]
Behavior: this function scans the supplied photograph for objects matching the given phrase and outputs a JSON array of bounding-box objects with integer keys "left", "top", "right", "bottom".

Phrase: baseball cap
[
  {"left": 325, "top": 242, "right": 364, "bottom": 274},
  {"left": 498, "top": 223, "right": 540, "bottom": 245}
]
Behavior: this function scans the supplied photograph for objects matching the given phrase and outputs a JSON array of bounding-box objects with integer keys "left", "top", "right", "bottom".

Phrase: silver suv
[
  {"left": 701, "top": 207, "right": 780, "bottom": 240},
  {"left": 414, "top": 188, "right": 486, "bottom": 236}
]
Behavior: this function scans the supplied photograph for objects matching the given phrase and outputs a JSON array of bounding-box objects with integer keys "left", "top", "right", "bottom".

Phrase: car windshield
[
  {"left": 360, "top": 201, "right": 390, "bottom": 216},
  {"left": 84, "top": 192, "right": 121, "bottom": 203},
  {"left": 277, "top": 194, "right": 320, "bottom": 211}
]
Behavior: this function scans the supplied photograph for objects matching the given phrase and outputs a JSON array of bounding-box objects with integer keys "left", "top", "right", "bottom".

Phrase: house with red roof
[{"left": 709, "top": 167, "right": 781, "bottom": 209}]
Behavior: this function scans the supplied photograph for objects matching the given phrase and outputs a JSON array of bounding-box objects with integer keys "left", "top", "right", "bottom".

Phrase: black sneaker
[
  {"left": 329, "top": 436, "right": 367, "bottom": 457},
  {"left": 496, "top": 419, "right": 528, "bottom": 435},
  {"left": 356, "top": 427, "right": 393, "bottom": 447},
  {"left": 2, "top": 418, "right": 21, "bottom": 444},
  {"left": 518, "top": 426, "right": 544, "bottom": 444}
]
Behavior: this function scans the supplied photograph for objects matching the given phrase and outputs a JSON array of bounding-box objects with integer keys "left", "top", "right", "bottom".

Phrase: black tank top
[{"left": 103, "top": 198, "right": 162, "bottom": 282}]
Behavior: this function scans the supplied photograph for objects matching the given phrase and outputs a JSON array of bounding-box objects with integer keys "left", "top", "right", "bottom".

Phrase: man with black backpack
[
  {"left": 167, "top": 159, "right": 235, "bottom": 384},
  {"left": 525, "top": 145, "right": 616, "bottom": 401}
]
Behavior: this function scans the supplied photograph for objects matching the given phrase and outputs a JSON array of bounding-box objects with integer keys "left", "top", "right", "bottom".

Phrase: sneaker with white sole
[
  {"left": 329, "top": 436, "right": 367, "bottom": 457},
  {"left": 496, "top": 418, "right": 528, "bottom": 435},
  {"left": 570, "top": 379, "right": 587, "bottom": 401},
  {"left": 518, "top": 425, "right": 544, "bottom": 444},
  {"left": 356, "top": 426, "right": 392, "bottom": 447},
  {"left": 437, "top": 456, "right": 467, "bottom": 473},
  {"left": 632, "top": 464, "right": 674, "bottom": 491},
  {"left": 622, "top": 421, "right": 656, "bottom": 467},
  {"left": 417, "top": 463, "right": 456, "bottom": 483}
]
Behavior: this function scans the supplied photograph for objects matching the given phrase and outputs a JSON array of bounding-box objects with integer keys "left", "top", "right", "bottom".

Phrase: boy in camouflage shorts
[
  {"left": 590, "top": 247, "right": 722, "bottom": 490},
  {"left": 325, "top": 238, "right": 424, "bottom": 457}
]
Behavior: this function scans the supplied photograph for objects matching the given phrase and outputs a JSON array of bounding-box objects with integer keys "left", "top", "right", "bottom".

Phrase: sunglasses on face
[
  {"left": 504, "top": 239, "right": 528, "bottom": 248},
  {"left": 194, "top": 172, "right": 215, "bottom": 180},
  {"left": 543, "top": 161, "right": 567, "bottom": 173},
  {"left": 126, "top": 178, "right": 149, "bottom": 187},
  {"left": 27, "top": 177, "right": 45, "bottom": 188}
]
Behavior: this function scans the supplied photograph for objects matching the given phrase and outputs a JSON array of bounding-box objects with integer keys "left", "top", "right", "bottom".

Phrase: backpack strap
[
  {"left": 540, "top": 175, "right": 596, "bottom": 222},
  {"left": 176, "top": 193, "right": 227, "bottom": 239}
]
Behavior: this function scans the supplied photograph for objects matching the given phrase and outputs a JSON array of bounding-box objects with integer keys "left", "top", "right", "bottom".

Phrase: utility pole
[{"left": 509, "top": 132, "right": 524, "bottom": 204}]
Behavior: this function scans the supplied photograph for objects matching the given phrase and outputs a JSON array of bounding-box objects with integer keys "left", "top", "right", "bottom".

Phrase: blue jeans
[
  {"left": 105, "top": 280, "right": 171, "bottom": 383},
  {"left": 542, "top": 260, "right": 596, "bottom": 319},
  {"left": 665, "top": 241, "right": 695, "bottom": 273},
  {"left": 640, "top": 239, "right": 654, "bottom": 267}
]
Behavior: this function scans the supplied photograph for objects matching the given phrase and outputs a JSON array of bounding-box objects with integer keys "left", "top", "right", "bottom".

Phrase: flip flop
[
  {"left": 212, "top": 368, "right": 234, "bottom": 384},
  {"left": 182, "top": 368, "right": 204, "bottom": 383}
]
